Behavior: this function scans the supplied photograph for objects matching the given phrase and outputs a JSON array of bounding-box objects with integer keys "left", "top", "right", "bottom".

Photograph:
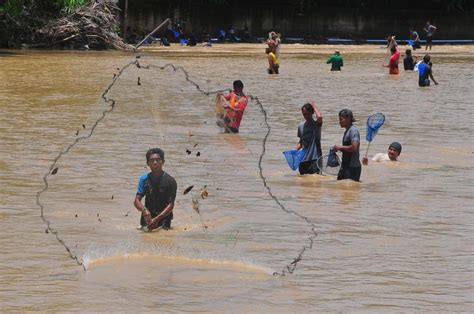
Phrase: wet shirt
[
  {"left": 372, "top": 153, "right": 391, "bottom": 162},
  {"left": 297, "top": 120, "right": 322, "bottom": 162},
  {"left": 137, "top": 171, "right": 177, "bottom": 218},
  {"left": 389, "top": 49, "right": 400, "bottom": 74},
  {"left": 341, "top": 125, "right": 361, "bottom": 168},
  {"left": 223, "top": 91, "right": 248, "bottom": 131},
  {"left": 327, "top": 54, "right": 343, "bottom": 71},
  {"left": 418, "top": 63, "right": 432, "bottom": 86},
  {"left": 404, "top": 56, "right": 415, "bottom": 70},
  {"left": 269, "top": 52, "right": 279, "bottom": 65}
]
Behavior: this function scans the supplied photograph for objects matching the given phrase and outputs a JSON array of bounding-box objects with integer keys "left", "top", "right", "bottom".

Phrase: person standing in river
[
  {"left": 296, "top": 102, "right": 323, "bottom": 175},
  {"left": 326, "top": 51, "right": 343, "bottom": 71},
  {"left": 134, "top": 148, "right": 177, "bottom": 232},
  {"left": 333, "top": 109, "right": 361, "bottom": 182}
]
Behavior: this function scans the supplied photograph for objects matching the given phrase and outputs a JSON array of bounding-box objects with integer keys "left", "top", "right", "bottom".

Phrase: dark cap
[
  {"left": 389, "top": 142, "right": 402, "bottom": 154},
  {"left": 339, "top": 109, "right": 355, "bottom": 122}
]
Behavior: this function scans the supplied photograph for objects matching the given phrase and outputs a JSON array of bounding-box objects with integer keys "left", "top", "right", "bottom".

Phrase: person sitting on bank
[
  {"left": 403, "top": 49, "right": 417, "bottom": 71},
  {"left": 383, "top": 46, "right": 400, "bottom": 75},
  {"left": 327, "top": 51, "right": 343, "bottom": 71},
  {"left": 418, "top": 54, "right": 438, "bottom": 87},
  {"left": 409, "top": 28, "right": 421, "bottom": 50},
  {"left": 267, "top": 46, "right": 280, "bottom": 74},
  {"left": 296, "top": 102, "right": 323, "bottom": 175},
  {"left": 217, "top": 80, "right": 248, "bottom": 133},
  {"left": 362, "top": 142, "right": 402, "bottom": 165},
  {"left": 134, "top": 148, "right": 177, "bottom": 232}
]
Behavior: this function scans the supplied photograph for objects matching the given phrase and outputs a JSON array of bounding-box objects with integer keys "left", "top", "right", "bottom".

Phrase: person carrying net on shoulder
[{"left": 216, "top": 80, "right": 248, "bottom": 133}]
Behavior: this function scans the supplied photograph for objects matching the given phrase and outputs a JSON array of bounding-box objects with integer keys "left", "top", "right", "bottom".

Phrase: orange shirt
[{"left": 223, "top": 91, "right": 248, "bottom": 130}]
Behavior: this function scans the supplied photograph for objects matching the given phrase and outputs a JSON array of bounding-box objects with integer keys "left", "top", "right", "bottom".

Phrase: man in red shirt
[
  {"left": 217, "top": 80, "right": 248, "bottom": 133},
  {"left": 383, "top": 46, "right": 400, "bottom": 74}
]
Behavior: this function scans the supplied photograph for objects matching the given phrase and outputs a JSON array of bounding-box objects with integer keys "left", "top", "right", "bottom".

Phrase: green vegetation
[{"left": 0, "top": 0, "right": 90, "bottom": 16}]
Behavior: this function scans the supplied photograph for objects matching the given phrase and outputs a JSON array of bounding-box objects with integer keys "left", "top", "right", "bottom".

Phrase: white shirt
[{"left": 372, "top": 153, "right": 391, "bottom": 162}]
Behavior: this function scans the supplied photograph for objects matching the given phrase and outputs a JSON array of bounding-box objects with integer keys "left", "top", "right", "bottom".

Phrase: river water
[{"left": 0, "top": 44, "right": 473, "bottom": 312}]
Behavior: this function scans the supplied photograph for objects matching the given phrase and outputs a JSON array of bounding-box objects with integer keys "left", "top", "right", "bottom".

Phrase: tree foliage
[{"left": 0, "top": 0, "right": 90, "bottom": 16}]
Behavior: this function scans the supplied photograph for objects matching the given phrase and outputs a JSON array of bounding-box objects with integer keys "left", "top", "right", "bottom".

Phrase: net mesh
[
  {"left": 366, "top": 112, "right": 385, "bottom": 142},
  {"left": 317, "top": 154, "right": 341, "bottom": 176},
  {"left": 283, "top": 149, "right": 305, "bottom": 171}
]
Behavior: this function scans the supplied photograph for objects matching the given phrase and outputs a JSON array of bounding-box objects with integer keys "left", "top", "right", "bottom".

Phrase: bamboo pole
[{"left": 135, "top": 17, "right": 171, "bottom": 49}]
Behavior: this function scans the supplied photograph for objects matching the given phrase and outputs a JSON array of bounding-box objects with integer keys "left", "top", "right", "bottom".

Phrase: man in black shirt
[
  {"left": 403, "top": 49, "right": 416, "bottom": 71},
  {"left": 134, "top": 148, "right": 177, "bottom": 232}
]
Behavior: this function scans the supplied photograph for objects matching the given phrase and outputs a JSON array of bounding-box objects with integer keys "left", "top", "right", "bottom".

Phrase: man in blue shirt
[
  {"left": 134, "top": 148, "right": 177, "bottom": 232},
  {"left": 418, "top": 54, "right": 439, "bottom": 87}
]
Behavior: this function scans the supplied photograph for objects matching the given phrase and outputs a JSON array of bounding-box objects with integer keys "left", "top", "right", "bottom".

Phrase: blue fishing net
[
  {"left": 283, "top": 149, "right": 306, "bottom": 171},
  {"left": 326, "top": 148, "right": 340, "bottom": 167},
  {"left": 366, "top": 112, "right": 385, "bottom": 142}
]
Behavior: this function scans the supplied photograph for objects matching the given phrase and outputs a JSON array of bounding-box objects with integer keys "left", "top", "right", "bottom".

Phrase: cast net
[{"left": 36, "top": 56, "right": 318, "bottom": 276}]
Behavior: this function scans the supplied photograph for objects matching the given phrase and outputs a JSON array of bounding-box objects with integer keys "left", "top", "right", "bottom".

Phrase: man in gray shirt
[
  {"left": 296, "top": 102, "right": 323, "bottom": 175},
  {"left": 333, "top": 109, "right": 361, "bottom": 181}
]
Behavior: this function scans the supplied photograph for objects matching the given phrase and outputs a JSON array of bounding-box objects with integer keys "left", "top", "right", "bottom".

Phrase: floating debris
[
  {"left": 193, "top": 143, "right": 198, "bottom": 147},
  {"left": 98, "top": 218, "right": 102, "bottom": 223},
  {"left": 196, "top": 152, "right": 201, "bottom": 157},
  {"left": 192, "top": 199, "right": 200, "bottom": 213},
  {"left": 125, "top": 211, "right": 130, "bottom": 217},
  {"left": 200, "top": 190, "right": 208, "bottom": 199},
  {"left": 188, "top": 130, "right": 193, "bottom": 137},
  {"left": 183, "top": 185, "right": 194, "bottom": 195},
  {"left": 111, "top": 195, "right": 114, "bottom": 200},
  {"left": 75, "top": 130, "right": 79, "bottom": 136},
  {"left": 186, "top": 149, "right": 191, "bottom": 155},
  {"left": 82, "top": 124, "right": 86, "bottom": 129},
  {"left": 45, "top": 229, "right": 49, "bottom": 234},
  {"left": 51, "top": 167, "right": 58, "bottom": 175},
  {"left": 137, "top": 77, "right": 141, "bottom": 85},
  {"left": 75, "top": 214, "right": 78, "bottom": 218}
]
